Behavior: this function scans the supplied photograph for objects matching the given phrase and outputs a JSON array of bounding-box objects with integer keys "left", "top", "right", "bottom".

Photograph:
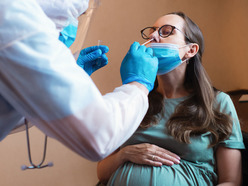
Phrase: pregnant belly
[{"left": 107, "top": 161, "right": 215, "bottom": 186}]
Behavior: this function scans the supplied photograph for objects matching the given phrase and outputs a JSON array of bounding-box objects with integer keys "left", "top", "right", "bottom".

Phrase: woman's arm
[
  {"left": 97, "top": 148, "right": 124, "bottom": 184},
  {"left": 97, "top": 143, "right": 181, "bottom": 184},
  {"left": 216, "top": 146, "right": 242, "bottom": 186}
]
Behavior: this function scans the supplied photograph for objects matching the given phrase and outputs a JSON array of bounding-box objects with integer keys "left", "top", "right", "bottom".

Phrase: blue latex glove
[
  {"left": 59, "top": 24, "right": 78, "bottom": 48},
  {"left": 120, "top": 42, "right": 158, "bottom": 92},
  {"left": 77, "top": 45, "right": 109, "bottom": 76}
]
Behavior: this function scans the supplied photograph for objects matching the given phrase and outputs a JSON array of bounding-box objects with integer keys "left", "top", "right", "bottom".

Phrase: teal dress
[{"left": 107, "top": 92, "right": 245, "bottom": 186}]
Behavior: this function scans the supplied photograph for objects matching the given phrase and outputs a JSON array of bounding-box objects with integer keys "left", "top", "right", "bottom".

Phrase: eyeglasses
[{"left": 140, "top": 24, "right": 191, "bottom": 42}]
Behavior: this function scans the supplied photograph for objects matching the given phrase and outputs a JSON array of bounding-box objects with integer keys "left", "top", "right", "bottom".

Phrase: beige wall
[
  {"left": 87, "top": 0, "right": 248, "bottom": 94},
  {"left": 1, "top": 1, "right": 248, "bottom": 186}
]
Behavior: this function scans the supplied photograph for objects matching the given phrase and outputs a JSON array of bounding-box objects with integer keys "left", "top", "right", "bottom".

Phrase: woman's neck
[{"left": 157, "top": 72, "right": 190, "bottom": 99}]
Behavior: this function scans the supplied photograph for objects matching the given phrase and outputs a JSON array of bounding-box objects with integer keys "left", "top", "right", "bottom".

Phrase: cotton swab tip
[{"left": 141, "top": 38, "right": 154, "bottom": 46}]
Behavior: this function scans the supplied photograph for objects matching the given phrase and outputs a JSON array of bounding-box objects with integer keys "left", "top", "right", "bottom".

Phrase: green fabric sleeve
[{"left": 217, "top": 92, "right": 245, "bottom": 149}]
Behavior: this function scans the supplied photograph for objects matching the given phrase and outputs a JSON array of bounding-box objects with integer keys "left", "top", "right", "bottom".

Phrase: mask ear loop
[
  {"left": 178, "top": 43, "right": 193, "bottom": 49},
  {"left": 179, "top": 43, "right": 193, "bottom": 64}
]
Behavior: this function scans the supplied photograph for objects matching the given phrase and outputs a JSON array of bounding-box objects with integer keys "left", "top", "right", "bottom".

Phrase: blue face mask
[
  {"left": 149, "top": 43, "right": 186, "bottom": 75},
  {"left": 59, "top": 24, "right": 78, "bottom": 48}
]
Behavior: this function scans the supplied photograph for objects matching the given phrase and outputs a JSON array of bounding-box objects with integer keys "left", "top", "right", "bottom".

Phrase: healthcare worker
[{"left": 0, "top": 0, "right": 158, "bottom": 161}]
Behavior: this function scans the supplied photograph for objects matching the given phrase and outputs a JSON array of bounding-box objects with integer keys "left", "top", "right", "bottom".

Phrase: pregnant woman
[{"left": 97, "top": 11, "right": 244, "bottom": 186}]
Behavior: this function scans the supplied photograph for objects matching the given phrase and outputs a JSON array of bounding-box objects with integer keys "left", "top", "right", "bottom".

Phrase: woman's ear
[{"left": 185, "top": 43, "right": 199, "bottom": 58}]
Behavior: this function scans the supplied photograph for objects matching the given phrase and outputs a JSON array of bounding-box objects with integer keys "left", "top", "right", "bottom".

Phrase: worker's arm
[{"left": 0, "top": 0, "right": 156, "bottom": 161}]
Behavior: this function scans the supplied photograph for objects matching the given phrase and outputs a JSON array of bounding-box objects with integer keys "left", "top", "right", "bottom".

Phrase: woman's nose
[{"left": 150, "top": 30, "right": 160, "bottom": 42}]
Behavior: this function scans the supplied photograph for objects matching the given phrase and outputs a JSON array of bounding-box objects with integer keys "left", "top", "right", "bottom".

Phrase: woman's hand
[
  {"left": 97, "top": 143, "right": 181, "bottom": 184},
  {"left": 119, "top": 143, "right": 181, "bottom": 167}
]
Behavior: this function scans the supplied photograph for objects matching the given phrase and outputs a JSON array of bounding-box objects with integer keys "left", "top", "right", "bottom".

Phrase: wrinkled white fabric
[
  {"left": 37, "top": 0, "right": 89, "bottom": 31},
  {"left": 0, "top": 0, "right": 148, "bottom": 161}
]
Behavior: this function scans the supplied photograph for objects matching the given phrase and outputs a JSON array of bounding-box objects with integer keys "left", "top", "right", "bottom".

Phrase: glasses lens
[
  {"left": 141, "top": 27, "right": 156, "bottom": 39},
  {"left": 159, "top": 25, "right": 173, "bottom": 37}
]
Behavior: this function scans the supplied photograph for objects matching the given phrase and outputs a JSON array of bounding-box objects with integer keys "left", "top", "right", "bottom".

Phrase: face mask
[
  {"left": 59, "top": 24, "right": 78, "bottom": 48},
  {"left": 148, "top": 43, "right": 187, "bottom": 75}
]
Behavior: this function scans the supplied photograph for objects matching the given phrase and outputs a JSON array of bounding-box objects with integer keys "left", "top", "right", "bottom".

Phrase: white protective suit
[
  {"left": 0, "top": 0, "right": 148, "bottom": 161},
  {"left": 37, "top": 0, "right": 89, "bottom": 31}
]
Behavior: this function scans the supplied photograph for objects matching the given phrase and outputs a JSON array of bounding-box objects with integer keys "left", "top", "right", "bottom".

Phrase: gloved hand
[
  {"left": 77, "top": 45, "right": 109, "bottom": 76},
  {"left": 120, "top": 42, "right": 158, "bottom": 92}
]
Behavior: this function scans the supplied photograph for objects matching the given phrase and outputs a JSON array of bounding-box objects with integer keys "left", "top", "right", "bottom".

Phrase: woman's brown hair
[{"left": 140, "top": 12, "right": 233, "bottom": 147}]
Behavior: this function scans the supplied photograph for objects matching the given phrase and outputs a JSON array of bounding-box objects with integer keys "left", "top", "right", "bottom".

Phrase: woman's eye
[{"left": 161, "top": 30, "right": 171, "bottom": 36}]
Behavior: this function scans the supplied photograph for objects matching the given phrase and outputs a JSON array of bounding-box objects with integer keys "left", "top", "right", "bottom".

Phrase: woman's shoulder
[
  {"left": 215, "top": 91, "right": 236, "bottom": 112},
  {"left": 215, "top": 91, "right": 231, "bottom": 103}
]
